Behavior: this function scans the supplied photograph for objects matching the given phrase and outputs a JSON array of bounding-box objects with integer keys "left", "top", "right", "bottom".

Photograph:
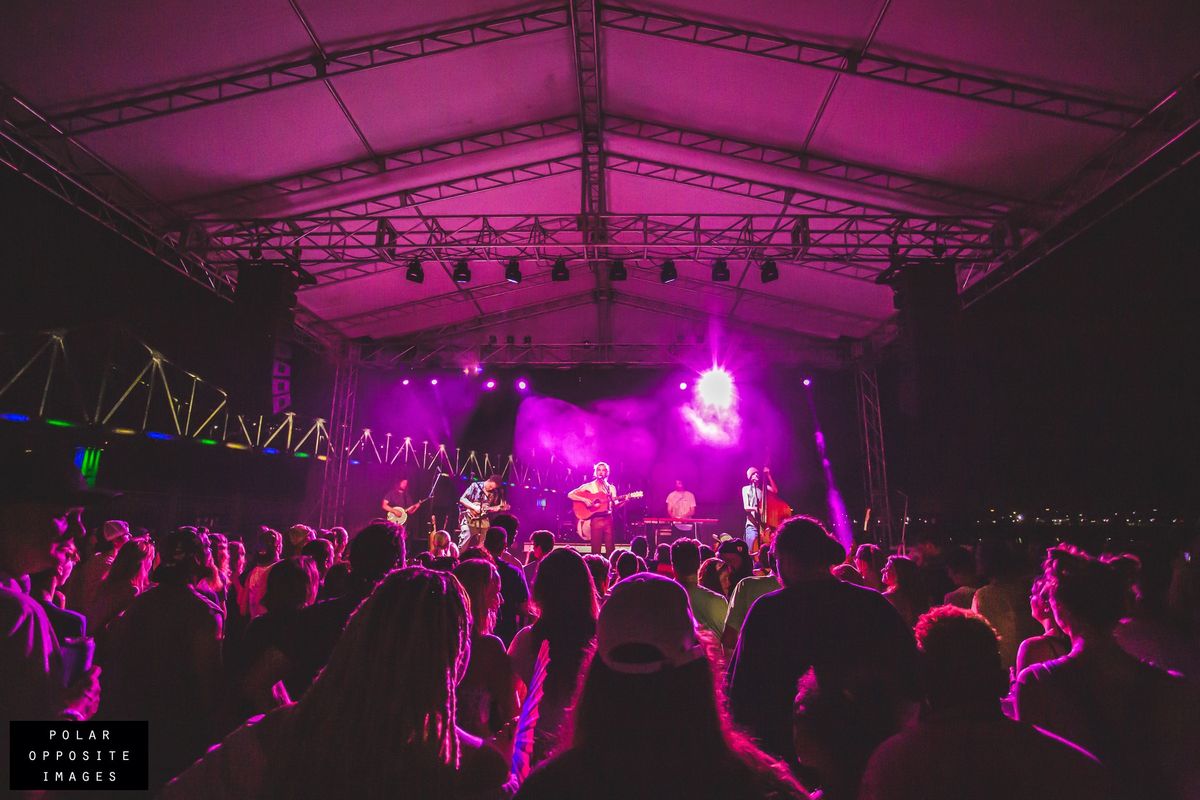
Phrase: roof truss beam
[
  {"left": 204, "top": 213, "right": 993, "bottom": 276},
  {"left": 605, "top": 115, "right": 1025, "bottom": 215},
  {"left": 601, "top": 5, "right": 1144, "bottom": 129},
  {"left": 38, "top": 6, "right": 571, "bottom": 136},
  {"left": 179, "top": 116, "right": 579, "bottom": 214}
]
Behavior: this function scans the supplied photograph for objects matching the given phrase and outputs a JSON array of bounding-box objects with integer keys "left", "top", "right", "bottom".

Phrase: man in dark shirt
[
  {"left": 727, "top": 516, "right": 919, "bottom": 768},
  {"left": 484, "top": 526, "right": 529, "bottom": 646}
]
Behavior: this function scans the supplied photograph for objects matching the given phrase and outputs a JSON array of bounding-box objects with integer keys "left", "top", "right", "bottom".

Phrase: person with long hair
[
  {"left": 163, "top": 567, "right": 510, "bottom": 800},
  {"left": 430, "top": 529, "right": 460, "bottom": 559},
  {"left": 1015, "top": 572, "right": 1070, "bottom": 674},
  {"left": 1015, "top": 546, "right": 1200, "bottom": 799},
  {"left": 453, "top": 558, "right": 519, "bottom": 738},
  {"left": 85, "top": 535, "right": 154, "bottom": 631},
  {"left": 516, "top": 574, "right": 806, "bottom": 799},
  {"left": 508, "top": 547, "right": 598, "bottom": 764}
]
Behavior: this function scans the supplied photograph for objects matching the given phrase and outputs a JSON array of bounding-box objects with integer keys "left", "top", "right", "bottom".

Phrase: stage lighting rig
[
  {"left": 505, "top": 258, "right": 523, "bottom": 284},
  {"left": 711, "top": 259, "right": 730, "bottom": 282},
  {"left": 452, "top": 259, "right": 471, "bottom": 284},
  {"left": 551, "top": 257, "right": 570, "bottom": 281},
  {"left": 760, "top": 259, "right": 779, "bottom": 283},
  {"left": 608, "top": 259, "right": 627, "bottom": 281},
  {"left": 405, "top": 258, "right": 425, "bottom": 284},
  {"left": 660, "top": 259, "right": 678, "bottom": 284}
]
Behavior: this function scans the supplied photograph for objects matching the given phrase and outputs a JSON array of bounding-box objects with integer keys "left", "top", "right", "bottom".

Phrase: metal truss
[
  {"left": 203, "top": 213, "right": 995, "bottom": 277},
  {"left": 606, "top": 153, "right": 998, "bottom": 223},
  {"left": 345, "top": 432, "right": 600, "bottom": 495},
  {"left": 180, "top": 116, "right": 579, "bottom": 214},
  {"left": 363, "top": 338, "right": 820, "bottom": 368},
  {"left": 601, "top": 6, "right": 1144, "bottom": 129},
  {"left": 0, "top": 94, "right": 236, "bottom": 299},
  {"left": 319, "top": 341, "right": 358, "bottom": 528},
  {"left": 0, "top": 328, "right": 330, "bottom": 457},
  {"left": 37, "top": 7, "right": 571, "bottom": 137},
  {"left": 962, "top": 70, "right": 1200, "bottom": 303},
  {"left": 605, "top": 116, "right": 1024, "bottom": 215},
  {"left": 856, "top": 366, "right": 894, "bottom": 547}
]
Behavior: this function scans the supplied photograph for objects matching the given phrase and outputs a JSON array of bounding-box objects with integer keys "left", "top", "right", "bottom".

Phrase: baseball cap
[
  {"left": 102, "top": 520, "right": 131, "bottom": 542},
  {"left": 717, "top": 538, "right": 750, "bottom": 559},
  {"left": 0, "top": 448, "right": 118, "bottom": 506},
  {"left": 597, "top": 574, "right": 704, "bottom": 674}
]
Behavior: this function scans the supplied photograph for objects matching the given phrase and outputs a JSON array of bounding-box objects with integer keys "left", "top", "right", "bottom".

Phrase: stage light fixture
[
  {"left": 405, "top": 258, "right": 424, "bottom": 284},
  {"left": 516, "top": 379, "right": 529, "bottom": 391},
  {"left": 551, "top": 257, "right": 569, "bottom": 281},
  {"left": 484, "top": 379, "right": 497, "bottom": 390},
  {"left": 659, "top": 259, "right": 678, "bottom": 284},
  {"left": 803, "top": 378, "right": 812, "bottom": 387},
  {"left": 452, "top": 259, "right": 471, "bottom": 284},
  {"left": 608, "top": 259, "right": 627, "bottom": 281},
  {"left": 401, "top": 378, "right": 410, "bottom": 386},
  {"left": 505, "top": 258, "right": 522, "bottom": 284},
  {"left": 679, "top": 381, "right": 688, "bottom": 390},
  {"left": 760, "top": 258, "right": 779, "bottom": 283},
  {"left": 430, "top": 378, "right": 439, "bottom": 386},
  {"left": 711, "top": 259, "right": 730, "bottom": 282}
]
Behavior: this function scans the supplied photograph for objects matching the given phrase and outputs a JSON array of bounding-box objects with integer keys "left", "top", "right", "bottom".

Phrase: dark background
[{"left": 2, "top": 157, "right": 1197, "bottom": 536}]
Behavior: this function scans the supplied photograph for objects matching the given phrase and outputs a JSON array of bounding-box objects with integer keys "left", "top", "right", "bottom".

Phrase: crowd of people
[{"left": 3, "top": 449, "right": 1199, "bottom": 798}]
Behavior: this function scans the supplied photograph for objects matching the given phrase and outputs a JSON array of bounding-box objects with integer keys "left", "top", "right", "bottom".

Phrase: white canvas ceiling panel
[
  {"left": 297, "top": 0, "right": 555, "bottom": 50},
  {"left": 0, "top": 0, "right": 312, "bottom": 110},
  {"left": 809, "top": 77, "right": 1117, "bottom": 200},
  {"left": 76, "top": 83, "right": 368, "bottom": 203},
  {"left": 328, "top": 30, "right": 576, "bottom": 154},
  {"left": 871, "top": 0, "right": 1200, "bottom": 105},
  {"left": 603, "top": 28, "right": 834, "bottom": 153}
]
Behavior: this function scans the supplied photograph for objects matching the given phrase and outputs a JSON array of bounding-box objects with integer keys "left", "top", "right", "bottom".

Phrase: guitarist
[
  {"left": 742, "top": 467, "right": 779, "bottom": 548},
  {"left": 458, "top": 474, "right": 507, "bottom": 548},
  {"left": 568, "top": 461, "right": 622, "bottom": 555}
]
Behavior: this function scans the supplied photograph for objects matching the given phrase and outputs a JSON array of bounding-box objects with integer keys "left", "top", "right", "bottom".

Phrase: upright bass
[{"left": 751, "top": 466, "right": 792, "bottom": 556}]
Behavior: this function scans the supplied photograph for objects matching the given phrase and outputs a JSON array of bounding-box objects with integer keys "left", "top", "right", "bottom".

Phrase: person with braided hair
[{"left": 163, "top": 567, "right": 511, "bottom": 799}]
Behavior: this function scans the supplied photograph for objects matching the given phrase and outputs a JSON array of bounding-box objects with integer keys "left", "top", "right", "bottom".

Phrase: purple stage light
[
  {"left": 679, "top": 381, "right": 688, "bottom": 390},
  {"left": 803, "top": 378, "right": 812, "bottom": 387},
  {"left": 401, "top": 379, "right": 410, "bottom": 386},
  {"left": 696, "top": 368, "right": 735, "bottom": 409},
  {"left": 516, "top": 379, "right": 528, "bottom": 391},
  {"left": 484, "top": 379, "right": 496, "bottom": 390},
  {"left": 430, "top": 378, "right": 439, "bottom": 386}
]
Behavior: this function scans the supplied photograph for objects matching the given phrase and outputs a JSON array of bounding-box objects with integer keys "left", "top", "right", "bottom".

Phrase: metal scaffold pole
[
  {"left": 856, "top": 366, "right": 894, "bottom": 548},
  {"left": 319, "top": 342, "right": 358, "bottom": 528}
]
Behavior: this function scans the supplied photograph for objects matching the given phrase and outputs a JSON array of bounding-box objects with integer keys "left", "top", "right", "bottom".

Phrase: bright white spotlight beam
[{"left": 696, "top": 368, "right": 734, "bottom": 409}]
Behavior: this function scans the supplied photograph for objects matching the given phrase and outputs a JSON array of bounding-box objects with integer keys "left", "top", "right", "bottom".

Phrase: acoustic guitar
[
  {"left": 572, "top": 490, "right": 644, "bottom": 521},
  {"left": 385, "top": 497, "right": 430, "bottom": 526}
]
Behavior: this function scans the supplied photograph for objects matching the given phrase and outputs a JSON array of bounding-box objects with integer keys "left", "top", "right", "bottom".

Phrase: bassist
[{"left": 742, "top": 467, "right": 779, "bottom": 549}]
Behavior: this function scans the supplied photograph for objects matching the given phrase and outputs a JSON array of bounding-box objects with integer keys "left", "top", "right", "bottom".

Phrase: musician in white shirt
[
  {"left": 568, "top": 462, "right": 621, "bottom": 555},
  {"left": 665, "top": 479, "right": 697, "bottom": 520}
]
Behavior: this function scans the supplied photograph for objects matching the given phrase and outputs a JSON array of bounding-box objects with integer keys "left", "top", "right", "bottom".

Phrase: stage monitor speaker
[{"left": 230, "top": 261, "right": 300, "bottom": 416}]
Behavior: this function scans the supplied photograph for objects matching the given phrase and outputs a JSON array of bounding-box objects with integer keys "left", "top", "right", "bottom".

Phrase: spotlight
[
  {"left": 608, "top": 259, "right": 627, "bottom": 281},
  {"left": 405, "top": 258, "right": 424, "bottom": 284},
  {"left": 696, "top": 367, "right": 735, "bottom": 409},
  {"left": 516, "top": 379, "right": 528, "bottom": 391},
  {"left": 452, "top": 259, "right": 471, "bottom": 284},
  {"left": 484, "top": 379, "right": 496, "bottom": 390},
  {"left": 679, "top": 381, "right": 688, "bottom": 390},
  {"left": 505, "top": 258, "right": 522, "bottom": 284},
  {"left": 711, "top": 259, "right": 730, "bottom": 282},
  {"left": 551, "top": 257, "right": 569, "bottom": 281},
  {"left": 760, "top": 258, "right": 779, "bottom": 283},
  {"left": 430, "top": 378, "right": 439, "bottom": 386},
  {"left": 803, "top": 378, "right": 812, "bottom": 387},
  {"left": 402, "top": 378, "right": 410, "bottom": 386},
  {"left": 660, "top": 259, "right": 677, "bottom": 284}
]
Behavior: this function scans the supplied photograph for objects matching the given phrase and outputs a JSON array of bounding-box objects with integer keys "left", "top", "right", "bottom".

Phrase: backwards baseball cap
[
  {"left": 102, "top": 520, "right": 131, "bottom": 542},
  {"left": 597, "top": 574, "right": 704, "bottom": 674},
  {"left": 0, "top": 448, "right": 118, "bottom": 506}
]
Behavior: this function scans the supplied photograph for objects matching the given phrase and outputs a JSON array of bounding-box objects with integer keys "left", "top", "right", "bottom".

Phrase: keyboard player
[{"left": 665, "top": 479, "right": 697, "bottom": 520}]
